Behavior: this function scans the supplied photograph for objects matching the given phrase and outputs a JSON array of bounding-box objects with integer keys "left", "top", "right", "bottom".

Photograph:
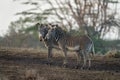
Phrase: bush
[{"left": 104, "top": 50, "right": 120, "bottom": 58}]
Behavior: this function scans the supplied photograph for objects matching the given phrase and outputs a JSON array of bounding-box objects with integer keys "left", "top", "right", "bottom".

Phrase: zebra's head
[
  {"left": 46, "top": 27, "right": 56, "bottom": 40},
  {"left": 46, "top": 25, "right": 64, "bottom": 42},
  {"left": 36, "top": 23, "right": 50, "bottom": 41}
]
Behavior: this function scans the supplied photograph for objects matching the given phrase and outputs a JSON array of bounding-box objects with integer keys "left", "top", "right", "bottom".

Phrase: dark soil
[{"left": 0, "top": 48, "right": 120, "bottom": 80}]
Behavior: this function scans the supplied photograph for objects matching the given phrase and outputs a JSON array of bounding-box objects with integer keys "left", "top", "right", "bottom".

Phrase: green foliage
[
  {"left": 93, "top": 38, "right": 107, "bottom": 54},
  {"left": 0, "top": 32, "right": 45, "bottom": 48},
  {"left": 93, "top": 38, "right": 120, "bottom": 54}
]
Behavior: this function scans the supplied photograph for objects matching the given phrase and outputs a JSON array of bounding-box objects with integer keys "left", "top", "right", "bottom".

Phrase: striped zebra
[
  {"left": 36, "top": 23, "right": 95, "bottom": 69},
  {"left": 36, "top": 23, "right": 59, "bottom": 58}
]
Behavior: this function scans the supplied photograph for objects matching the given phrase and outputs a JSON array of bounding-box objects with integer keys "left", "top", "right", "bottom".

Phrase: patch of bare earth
[{"left": 0, "top": 48, "right": 120, "bottom": 80}]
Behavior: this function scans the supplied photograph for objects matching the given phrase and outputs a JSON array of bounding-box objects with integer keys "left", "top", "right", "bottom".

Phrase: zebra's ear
[
  {"left": 35, "top": 23, "right": 44, "bottom": 30},
  {"left": 35, "top": 23, "right": 44, "bottom": 28},
  {"left": 55, "top": 24, "right": 58, "bottom": 27},
  {"left": 35, "top": 23, "right": 40, "bottom": 26},
  {"left": 47, "top": 24, "right": 53, "bottom": 29}
]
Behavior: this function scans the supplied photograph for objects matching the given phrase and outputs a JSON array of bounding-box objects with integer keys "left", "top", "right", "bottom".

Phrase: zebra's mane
[{"left": 49, "top": 25, "right": 66, "bottom": 42}]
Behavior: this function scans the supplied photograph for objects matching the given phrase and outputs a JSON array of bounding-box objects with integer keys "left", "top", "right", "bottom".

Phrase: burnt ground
[{"left": 0, "top": 48, "right": 120, "bottom": 80}]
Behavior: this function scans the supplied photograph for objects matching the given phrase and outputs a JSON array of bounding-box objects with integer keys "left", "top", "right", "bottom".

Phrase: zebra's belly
[{"left": 67, "top": 45, "right": 80, "bottom": 51}]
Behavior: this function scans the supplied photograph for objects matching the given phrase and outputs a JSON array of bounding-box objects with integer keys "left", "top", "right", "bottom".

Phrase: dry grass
[
  {"left": 104, "top": 50, "right": 120, "bottom": 58},
  {"left": 0, "top": 47, "right": 77, "bottom": 60},
  {"left": 0, "top": 47, "right": 120, "bottom": 80},
  {"left": 0, "top": 74, "right": 9, "bottom": 80}
]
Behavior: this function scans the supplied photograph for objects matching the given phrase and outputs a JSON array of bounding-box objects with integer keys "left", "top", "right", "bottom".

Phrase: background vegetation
[{"left": 0, "top": 0, "right": 120, "bottom": 54}]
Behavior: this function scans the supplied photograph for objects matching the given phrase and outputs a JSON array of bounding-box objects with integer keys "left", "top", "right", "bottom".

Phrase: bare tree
[
  {"left": 14, "top": 0, "right": 120, "bottom": 37},
  {"left": 45, "top": 0, "right": 111, "bottom": 34}
]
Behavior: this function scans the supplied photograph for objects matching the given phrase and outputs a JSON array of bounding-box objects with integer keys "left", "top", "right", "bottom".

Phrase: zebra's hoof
[
  {"left": 75, "top": 65, "right": 79, "bottom": 69},
  {"left": 81, "top": 66, "right": 90, "bottom": 70},
  {"left": 62, "top": 64, "right": 67, "bottom": 68},
  {"left": 87, "top": 67, "right": 91, "bottom": 70},
  {"left": 46, "top": 62, "right": 52, "bottom": 66},
  {"left": 80, "top": 67, "right": 84, "bottom": 70},
  {"left": 80, "top": 67, "right": 86, "bottom": 70}
]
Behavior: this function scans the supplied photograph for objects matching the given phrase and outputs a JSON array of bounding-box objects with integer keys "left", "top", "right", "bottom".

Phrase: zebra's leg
[
  {"left": 62, "top": 49, "right": 68, "bottom": 67},
  {"left": 47, "top": 46, "right": 53, "bottom": 65},
  {"left": 75, "top": 51, "right": 81, "bottom": 69},
  {"left": 87, "top": 52, "right": 91, "bottom": 70},
  {"left": 87, "top": 44, "right": 93, "bottom": 69},
  {"left": 81, "top": 50, "right": 87, "bottom": 69}
]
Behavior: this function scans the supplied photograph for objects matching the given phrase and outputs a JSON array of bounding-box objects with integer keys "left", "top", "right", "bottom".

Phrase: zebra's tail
[{"left": 91, "top": 43, "right": 95, "bottom": 56}]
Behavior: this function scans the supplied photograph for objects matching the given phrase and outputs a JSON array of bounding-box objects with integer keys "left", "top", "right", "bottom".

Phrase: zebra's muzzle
[{"left": 39, "top": 36, "right": 43, "bottom": 41}]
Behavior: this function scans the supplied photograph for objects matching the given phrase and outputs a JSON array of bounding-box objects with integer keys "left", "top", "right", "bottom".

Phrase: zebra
[
  {"left": 36, "top": 23, "right": 59, "bottom": 58},
  {"left": 36, "top": 23, "right": 95, "bottom": 69}
]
